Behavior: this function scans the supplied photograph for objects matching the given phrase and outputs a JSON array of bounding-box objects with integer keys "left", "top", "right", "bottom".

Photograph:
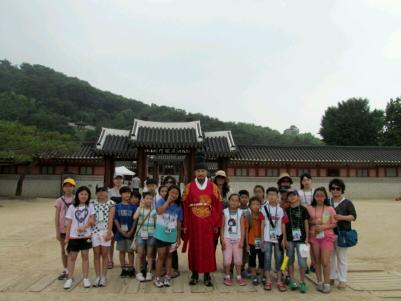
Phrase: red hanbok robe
[{"left": 182, "top": 179, "right": 222, "bottom": 273}]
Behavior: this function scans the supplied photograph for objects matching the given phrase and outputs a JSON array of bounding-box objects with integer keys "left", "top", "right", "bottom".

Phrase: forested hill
[{"left": 0, "top": 60, "right": 321, "bottom": 146}]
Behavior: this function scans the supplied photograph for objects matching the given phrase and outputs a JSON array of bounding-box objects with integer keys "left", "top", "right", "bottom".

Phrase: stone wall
[{"left": 229, "top": 176, "right": 401, "bottom": 199}]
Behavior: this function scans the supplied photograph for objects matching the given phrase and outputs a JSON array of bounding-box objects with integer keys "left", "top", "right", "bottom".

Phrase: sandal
[
  {"left": 264, "top": 281, "right": 272, "bottom": 291},
  {"left": 189, "top": 277, "right": 198, "bottom": 285},
  {"left": 108, "top": 261, "right": 114, "bottom": 269},
  {"left": 277, "top": 281, "right": 287, "bottom": 292},
  {"left": 171, "top": 270, "right": 180, "bottom": 279}
]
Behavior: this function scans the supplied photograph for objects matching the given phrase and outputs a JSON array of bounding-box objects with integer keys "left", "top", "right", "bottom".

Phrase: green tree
[
  {"left": 320, "top": 98, "right": 384, "bottom": 146},
  {"left": 382, "top": 97, "right": 401, "bottom": 146}
]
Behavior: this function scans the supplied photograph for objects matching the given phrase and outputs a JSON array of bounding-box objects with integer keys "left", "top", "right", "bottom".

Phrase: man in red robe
[{"left": 182, "top": 154, "right": 222, "bottom": 287}]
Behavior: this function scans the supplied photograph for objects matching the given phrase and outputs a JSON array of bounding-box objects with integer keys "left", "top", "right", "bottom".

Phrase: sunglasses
[{"left": 330, "top": 186, "right": 342, "bottom": 191}]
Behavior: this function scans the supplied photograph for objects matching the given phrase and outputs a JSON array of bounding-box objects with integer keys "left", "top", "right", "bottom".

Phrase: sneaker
[
  {"left": 316, "top": 282, "right": 324, "bottom": 292},
  {"left": 322, "top": 283, "right": 331, "bottom": 293},
  {"left": 289, "top": 279, "right": 298, "bottom": 290},
  {"left": 128, "top": 269, "right": 135, "bottom": 278},
  {"left": 154, "top": 277, "right": 164, "bottom": 288},
  {"left": 99, "top": 276, "right": 107, "bottom": 287},
  {"left": 136, "top": 272, "right": 145, "bottom": 282},
  {"left": 64, "top": 278, "right": 73, "bottom": 289},
  {"left": 83, "top": 278, "right": 91, "bottom": 288},
  {"left": 237, "top": 276, "right": 246, "bottom": 286},
  {"left": 58, "top": 270, "right": 68, "bottom": 280},
  {"left": 120, "top": 269, "right": 128, "bottom": 278},
  {"left": 252, "top": 276, "right": 259, "bottom": 285},
  {"left": 299, "top": 281, "right": 307, "bottom": 293},
  {"left": 146, "top": 272, "right": 153, "bottom": 281},
  {"left": 223, "top": 275, "right": 232, "bottom": 286},
  {"left": 310, "top": 264, "right": 316, "bottom": 273},
  {"left": 164, "top": 276, "right": 171, "bottom": 287},
  {"left": 284, "top": 275, "right": 291, "bottom": 285},
  {"left": 93, "top": 277, "right": 101, "bottom": 287}
]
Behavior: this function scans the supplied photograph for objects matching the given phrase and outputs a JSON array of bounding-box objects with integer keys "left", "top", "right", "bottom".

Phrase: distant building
[{"left": 1, "top": 119, "right": 401, "bottom": 199}]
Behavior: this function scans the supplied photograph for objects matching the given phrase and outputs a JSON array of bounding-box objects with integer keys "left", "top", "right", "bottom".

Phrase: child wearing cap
[
  {"left": 91, "top": 187, "right": 115, "bottom": 287},
  {"left": 54, "top": 178, "right": 76, "bottom": 280},
  {"left": 114, "top": 186, "right": 138, "bottom": 278},
  {"left": 282, "top": 190, "right": 310, "bottom": 293}
]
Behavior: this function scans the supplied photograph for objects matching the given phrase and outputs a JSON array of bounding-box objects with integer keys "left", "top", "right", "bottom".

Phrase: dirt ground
[{"left": 0, "top": 197, "right": 400, "bottom": 301}]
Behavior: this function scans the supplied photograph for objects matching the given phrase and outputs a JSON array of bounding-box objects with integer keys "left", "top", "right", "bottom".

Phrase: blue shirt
[
  {"left": 114, "top": 202, "right": 137, "bottom": 241},
  {"left": 154, "top": 198, "right": 183, "bottom": 243}
]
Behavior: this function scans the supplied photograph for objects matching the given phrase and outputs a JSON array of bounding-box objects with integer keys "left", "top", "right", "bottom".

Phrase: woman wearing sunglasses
[{"left": 328, "top": 178, "right": 357, "bottom": 290}]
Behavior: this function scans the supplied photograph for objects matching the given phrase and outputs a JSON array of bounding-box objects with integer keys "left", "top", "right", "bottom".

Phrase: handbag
[
  {"left": 337, "top": 229, "right": 358, "bottom": 248},
  {"left": 130, "top": 209, "right": 152, "bottom": 251}
]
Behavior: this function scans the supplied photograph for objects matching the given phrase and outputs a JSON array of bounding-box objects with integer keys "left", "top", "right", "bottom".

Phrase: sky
[{"left": 1, "top": 0, "right": 401, "bottom": 136}]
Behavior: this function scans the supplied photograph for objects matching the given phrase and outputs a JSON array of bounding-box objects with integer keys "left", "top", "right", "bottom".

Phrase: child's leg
[
  {"left": 128, "top": 250, "right": 135, "bottom": 270},
  {"left": 248, "top": 245, "right": 257, "bottom": 276},
  {"left": 287, "top": 242, "right": 295, "bottom": 279},
  {"left": 321, "top": 249, "right": 332, "bottom": 284},
  {"left": 81, "top": 250, "right": 90, "bottom": 279},
  {"left": 223, "top": 238, "right": 233, "bottom": 276},
  {"left": 67, "top": 251, "right": 78, "bottom": 279},
  {"left": 312, "top": 243, "right": 322, "bottom": 282},
  {"left": 156, "top": 247, "right": 167, "bottom": 277},
  {"left": 273, "top": 242, "right": 283, "bottom": 281},
  {"left": 296, "top": 243, "right": 306, "bottom": 281},
  {"left": 136, "top": 246, "right": 145, "bottom": 273},
  {"left": 101, "top": 246, "right": 109, "bottom": 277},
  {"left": 93, "top": 246, "right": 101, "bottom": 277},
  {"left": 119, "top": 251, "right": 126, "bottom": 269},
  {"left": 59, "top": 238, "right": 68, "bottom": 270},
  {"left": 146, "top": 245, "right": 154, "bottom": 273},
  {"left": 166, "top": 252, "right": 173, "bottom": 277},
  {"left": 264, "top": 243, "right": 273, "bottom": 282},
  {"left": 109, "top": 237, "right": 115, "bottom": 265},
  {"left": 233, "top": 241, "right": 243, "bottom": 277}
]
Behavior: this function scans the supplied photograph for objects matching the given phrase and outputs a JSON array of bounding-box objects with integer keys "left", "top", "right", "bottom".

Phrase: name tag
[
  {"left": 269, "top": 228, "right": 277, "bottom": 242},
  {"left": 140, "top": 229, "right": 149, "bottom": 239},
  {"left": 292, "top": 228, "right": 302, "bottom": 241},
  {"left": 255, "top": 238, "right": 261, "bottom": 249},
  {"left": 121, "top": 224, "right": 128, "bottom": 232},
  {"left": 316, "top": 231, "right": 325, "bottom": 240}
]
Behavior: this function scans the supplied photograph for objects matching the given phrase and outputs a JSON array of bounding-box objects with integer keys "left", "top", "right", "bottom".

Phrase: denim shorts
[
  {"left": 287, "top": 241, "right": 307, "bottom": 269},
  {"left": 135, "top": 235, "right": 156, "bottom": 248}
]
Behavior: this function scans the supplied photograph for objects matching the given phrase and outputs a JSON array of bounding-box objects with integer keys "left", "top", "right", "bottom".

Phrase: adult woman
[
  {"left": 328, "top": 178, "right": 357, "bottom": 289},
  {"left": 213, "top": 170, "right": 230, "bottom": 209},
  {"left": 298, "top": 173, "right": 313, "bottom": 206}
]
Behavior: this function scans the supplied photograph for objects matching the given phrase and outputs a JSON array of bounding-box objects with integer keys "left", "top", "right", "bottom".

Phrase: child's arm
[
  {"left": 176, "top": 220, "right": 182, "bottom": 246},
  {"left": 239, "top": 215, "right": 245, "bottom": 248},
  {"left": 156, "top": 199, "right": 171, "bottom": 215},
  {"left": 55, "top": 205, "right": 61, "bottom": 240},
  {"left": 133, "top": 207, "right": 140, "bottom": 220},
  {"left": 105, "top": 206, "right": 115, "bottom": 241},
  {"left": 304, "top": 219, "right": 309, "bottom": 243},
  {"left": 261, "top": 219, "right": 265, "bottom": 242},
  {"left": 64, "top": 218, "right": 72, "bottom": 245},
  {"left": 220, "top": 215, "right": 226, "bottom": 250},
  {"left": 281, "top": 222, "right": 288, "bottom": 250}
]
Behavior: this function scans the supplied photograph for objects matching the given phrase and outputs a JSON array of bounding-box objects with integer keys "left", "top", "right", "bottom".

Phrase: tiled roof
[
  {"left": 233, "top": 145, "right": 401, "bottom": 165},
  {"left": 39, "top": 143, "right": 101, "bottom": 161},
  {"left": 203, "top": 131, "right": 237, "bottom": 158},
  {"left": 130, "top": 119, "right": 203, "bottom": 148},
  {"left": 100, "top": 135, "right": 136, "bottom": 158}
]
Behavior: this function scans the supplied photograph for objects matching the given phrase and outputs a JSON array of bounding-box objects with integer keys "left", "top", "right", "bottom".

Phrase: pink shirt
[
  {"left": 54, "top": 196, "right": 74, "bottom": 234},
  {"left": 307, "top": 205, "right": 336, "bottom": 238}
]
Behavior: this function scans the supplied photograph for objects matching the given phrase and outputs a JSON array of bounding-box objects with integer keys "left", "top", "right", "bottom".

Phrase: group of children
[
  {"left": 55, "top": 173, "right": 351, "bottom": 294},
  {"left": 220, "top": 183, "right": 340, "bottom": 294},
  {"left": 55, "top": 176, "right": 182, "bottom": 290}
]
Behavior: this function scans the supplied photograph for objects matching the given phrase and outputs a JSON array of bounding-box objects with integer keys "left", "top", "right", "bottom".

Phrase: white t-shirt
[
  {"left": 66, "top": 204, "right": 95, "bottom": 239},
  {"left": 261, "top": 203, "right": 284, "bottom": 243},
  {"left": 223, "top": 208, "right": 242, "bottom": 240},
  {"left": 298, "top": 189, "right": 314, "bottom": 206}
]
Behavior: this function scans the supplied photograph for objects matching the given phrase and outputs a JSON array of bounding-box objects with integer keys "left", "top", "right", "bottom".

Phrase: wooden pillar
[
  {"left": 186, "top": 149, "right": 196, "bottom": 183},
  {"left": 137, "top": 147, "right": 146, "bottom": 187},
  {"left": 217, "top": 157, "right": 230, "bottom": 171},
  {"left": 104, "top": 156, "right": 115, "bottom": 187}
]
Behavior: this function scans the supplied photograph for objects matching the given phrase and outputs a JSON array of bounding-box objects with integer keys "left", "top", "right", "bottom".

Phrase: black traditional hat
[{"left": 194, "top": 152, "right": 208, "bottom": 171}]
